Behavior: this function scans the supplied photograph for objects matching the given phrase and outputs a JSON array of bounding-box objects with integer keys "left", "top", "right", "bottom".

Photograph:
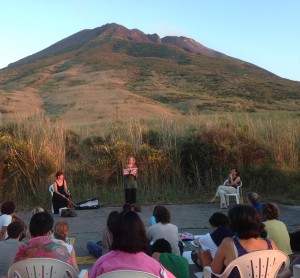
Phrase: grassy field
[{"left": 0, "top": 111, "right": 299, "bottom": 208}]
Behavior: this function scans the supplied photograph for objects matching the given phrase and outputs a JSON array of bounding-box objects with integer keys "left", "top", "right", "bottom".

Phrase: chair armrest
[{"left": 79, "top": 269, "right": 88, "bottom": 278}]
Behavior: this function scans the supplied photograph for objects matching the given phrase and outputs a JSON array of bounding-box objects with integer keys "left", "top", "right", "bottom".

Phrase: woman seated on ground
[
  {"left": 14, "top": 211, "right": 78, "bottom": 272},
  {"left": 201, "top": 204, "right": 278, "bottom": 277},
  {"left": 87, "top": 210, "right": 119, "bottom": 258},
  {"left": 88, "top": 210, "right": 175, "bottom": 278},
  {"left": 152, "top": 238, "right": 189, "bottom": 278},
  {"left": 52, "top": 220, "right": 79, "bottom": 271},
  {"left": 262, "top": 202, "right": 293, "bottom": 256},
  {"left": 0, "top": 201, "right": 27, "bottom": 241},
  {"left": 247, "top": 192, "right": 262, "bottom": 212},
  {"left": 147, "top": 206, "right": 181, "bottom": 256},
  {"left": 209, "top": 168, "right": 241, "bottom": 209},
  {"left": 192, "top": 212, "right": 233, "bottom": 269}
]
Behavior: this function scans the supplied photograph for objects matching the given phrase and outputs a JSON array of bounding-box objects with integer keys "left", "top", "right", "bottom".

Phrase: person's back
[
  {"left": 152, "top": 239, "right": 189, "bottom": 278},
  {"left": 14, "top": 212, "right": 76, "bottom": 271},
  {"left": 0, "top": 221, "right": 24, "bottom": 277}
]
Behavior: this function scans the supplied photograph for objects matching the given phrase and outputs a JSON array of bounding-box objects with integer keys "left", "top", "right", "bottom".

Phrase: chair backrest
[
  {"left": 203, "top": 250, "right": 289, "bottom": 278},
  {"left": 8, "top": 258, "right": 78, "bottom": 278},
  {"left": 96, "top": 270, "right": 159, "bottom": 278},
  {"left": 49, "top": 184, "right": 54, "bottom": 195}
]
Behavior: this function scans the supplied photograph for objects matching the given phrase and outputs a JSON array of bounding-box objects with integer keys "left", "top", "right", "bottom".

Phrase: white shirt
[{"left": 0, "top": 214, "right": 12, "bottom": 240}]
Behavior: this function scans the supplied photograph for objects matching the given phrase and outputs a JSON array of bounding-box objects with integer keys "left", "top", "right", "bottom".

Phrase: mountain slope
[{"left": 0, "top": 23, "right": 299, "bottom": 127}]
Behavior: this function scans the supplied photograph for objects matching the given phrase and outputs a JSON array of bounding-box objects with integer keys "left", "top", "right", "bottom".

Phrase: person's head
[
  {"left": 228, "top": 204, "right": 264, "bottom": 239},
  {"left": 107, "top": 211, "right": 119, "bottom": 233},
  {"left": 209, "top": 212, "right": 229, "bottom": 228},
  {"left": 31, "top": 207, "right": 44, "bottom": 218},
  {"left": 231, "top": 168, "right": 239, "bottom": 177},
  {"left": 1, "top": 201, "right": 16, "bottom": 215},
  {"left": 126, "top": 156, "right": 136, "bottom": 165},
  {"left": 153, "top": 206, "right": 171, "bottom": 224},
  {"left": 53, "top": 221, "right": 69, "bottom": 241},
  {"left": 29, "top": 212, "right": 54, "bottom": 237},
  {"left": 247, "top": 192, "right": 260, "bottom": 205},
  {"left": 122, "top": 203, "right": 134, "bottom": 212},
  {"left": 262, "top": 202, "right": 280, "bottom": 220},
  {"left": 152, "top": 206, "right": 159, "bottom": 216},
  {"left": 7, "top": 221, "right": 24, "bottom": 239},
  {"left": 152, "top": 238, "right": 172, "bottom": 254},
  {"left": 55, "top": 171, "right": 64, "bottom": 179},
  {"left": 111, "top": 210, "right": 149, "bottom": 253}
]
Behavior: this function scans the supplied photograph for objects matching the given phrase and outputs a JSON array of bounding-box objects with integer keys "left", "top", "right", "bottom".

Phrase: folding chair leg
[{"left": 236, "top": 195, "right": 240, "bottom": 204}]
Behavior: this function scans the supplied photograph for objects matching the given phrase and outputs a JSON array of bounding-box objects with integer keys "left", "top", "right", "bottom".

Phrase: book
[{"left": 123, "top": 167, "right": 138, "bottom": 175}]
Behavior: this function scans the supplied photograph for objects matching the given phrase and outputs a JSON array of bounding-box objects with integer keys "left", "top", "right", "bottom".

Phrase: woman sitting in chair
[
  {"left": 201, "top": 205, "right": 278, "bottom": 277},
  {"left": 209, "top": 168, "right": 241, "bottom": 209},
  {"left": 88, "top": 210, "right": 175, "bottom": 278}
]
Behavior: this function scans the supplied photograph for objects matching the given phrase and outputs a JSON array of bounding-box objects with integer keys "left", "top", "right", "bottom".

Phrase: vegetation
[{"left": 0, "top": 112, "right": 299, "bottom": 208}]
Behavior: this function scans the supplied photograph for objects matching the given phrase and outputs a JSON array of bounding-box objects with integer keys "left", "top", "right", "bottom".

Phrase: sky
[{"left": 0, "top": 0, "right": 299, "bottom": 81}]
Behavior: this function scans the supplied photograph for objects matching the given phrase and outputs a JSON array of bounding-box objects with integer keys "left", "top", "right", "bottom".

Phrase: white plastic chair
[
  {"left": 203, "top": 250, "right": 289, "bottom": 278},
  {"left": 8, "top": 258, "right": 88, "bottom": 278},
  {"left": 97, "top": 270, "right": 159, "bottom": 278},
  {"left": 224, "top": 179, "right": 243, "bottom": 206},
  {"left": 49, "top": 184, "right": 54, "bottom": 213}
]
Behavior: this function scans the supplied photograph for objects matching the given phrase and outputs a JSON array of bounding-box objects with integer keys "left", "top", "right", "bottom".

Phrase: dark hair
[
  {"left": 1, "top": 201, "right": 16, "bottom": 215},
  {"left": 262, "top": 203, "right": 279, "bottom": 220},
  {"left": 154, "top": 206, "right": 171, "bottom": 224},
  {"left": 107, "top": 211, "right": 119, "bottom": 233},
  {"left": 228, "top": 204, "right": 264, "bottom": 239},
  {"left": 111, "top": 210, "right": 149, "bottom": 253},
  {"left": 29, "top": 212, "right": 54, "bottom": 237},
  {"left": 55, "top": 171, "right": 64, "bottom": 179},
  {"left": 152, "top": 238, "right": 172, "bottom": 254},
  {"left": 122, "top": 203, "right": 132, "bottom": 211},
  {"left": 247, "top": 192, "right": 260, "bottom": 205},
  {"left": 209, "top": 212, "right": 229, "bottom": 227},
  {"left": 232, "top": 168, "right": 240, "bottom": 177},
  {"left": 7, "top": 221, "right": 24, "bottom": 239}
]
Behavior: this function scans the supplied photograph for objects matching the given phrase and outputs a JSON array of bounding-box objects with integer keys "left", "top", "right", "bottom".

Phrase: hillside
[{"left": 0, "top": 23, "right": 299, "bottom": 127}]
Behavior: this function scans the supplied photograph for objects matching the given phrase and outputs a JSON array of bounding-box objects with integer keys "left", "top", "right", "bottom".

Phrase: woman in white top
[{"left": 147, "top": 206, "right": 181, "bottom": 256}]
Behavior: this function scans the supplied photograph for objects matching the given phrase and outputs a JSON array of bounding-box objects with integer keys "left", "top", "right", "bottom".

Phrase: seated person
[
  {"left": 209, "top": 168, "right": 241, "bottom": 209},
  {"left": 262, "top": 202, "right": 293, "bottom": 256},
  {"left": 0, "top": 201, "right": 27, "bottom": 241},
  {"left": 247, "top": 192, "right": 262, "bottom": 212},
  {"left": 87, "top": 210, "right": 119, "bottom": 258},
  {"left": 201, "top": 205, "right": 278, "bottom": 277},
  {"left": 88, "top": 210, "right": 175, "bottom": 278},
  {"left": 0, "top": 221, "right": 24, "bottom": 278},
  {"left": 289, "top": 226, "right": 300, "bottom": 251},
  {"left": 52, "top": 220, "right": 78, "bottom": 271},
  {"left": 152, "top": 238, "right": 189, "bottom": 278},
  {"left": 192, "top": 212, "right": 233, "bottom": 268},
  {"left": 147, "top": 206, "right": 181, "bottom": 256},
  {"left": 14, "top": 211, "right": 78, "bottom": 272}
]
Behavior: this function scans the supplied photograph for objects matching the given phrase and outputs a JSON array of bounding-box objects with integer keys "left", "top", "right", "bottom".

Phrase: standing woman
[
  {"left": 209, "top": 168, "right": 241, "bottom": 209},
  {"left": 52, "top": 171, "right": 70, "bottom": 214},
  {"left": 123, "top": 156, "right": 138, "bottom": 207}
]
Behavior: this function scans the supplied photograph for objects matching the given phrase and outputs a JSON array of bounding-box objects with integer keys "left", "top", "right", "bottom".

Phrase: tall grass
[{"left": 0, "top": 112, "right": 299, "bottom": 207}]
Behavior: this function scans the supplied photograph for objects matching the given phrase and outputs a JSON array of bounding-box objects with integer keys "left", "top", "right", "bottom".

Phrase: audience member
[
  {"left": 0, "top": 221, "right": 24, "bottom": 278},
  {"left": 0, "top": 201, "right": 26, "bottom": 241},
  {"left": 152, "top": 238, "right": 189, "bottom": 278},
  {"left": 247, "top": 192, "right": 262, "bottom": 212},
  {"left": 209, "top": 168, "right": 241, "bottom": 209},
  {"left": 87, "top": 211, "right": 119, "bottom": 258},
  {"left": 202, "top": 205, "right": 278, "bottom": 277},
  {"left": 52, "top": 220, "right": 79, "bottom": 271},
  {"left": 147, "top": 206, "right": 181, "bottom": 256},
  {"left": 289, "top": 226, "right": 300, "bottom": 251},
  {"left": 14, "top": 211, "right": 78, "bottom": 272},
  {"left": 192, "top": 212, "right": 233, "bottom": 268},
  {"left": 262, "top": 202, "right": 293, "bottom": 255},
  {"left": 150, "top": 206, "right": 159, "bottom": 226},
  {"left": 88, "top": 210, "right": 175, "bottom": 278}
]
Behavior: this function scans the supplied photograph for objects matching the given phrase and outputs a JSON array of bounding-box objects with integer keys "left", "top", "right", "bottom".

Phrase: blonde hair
[
  {"left": 54, "top": 221, "right": 69, "bottom": 242},
  {"left": 31, "top": 207, "right": 44, "bottom": 218}
]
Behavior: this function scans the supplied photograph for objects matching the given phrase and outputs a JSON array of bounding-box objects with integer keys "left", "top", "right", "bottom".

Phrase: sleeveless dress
[
  {"left": 52, "top": 180, "right": 68, "bottom": 214},
  {"left": 228, "top": 237, "right": 273, "bottom": 278}
]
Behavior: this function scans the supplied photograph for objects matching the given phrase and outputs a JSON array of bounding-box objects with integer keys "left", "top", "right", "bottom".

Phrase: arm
[
  {"left": 12, "top": 213, "right": 28, "bottom": 229},
  {"left": 71, "top": 248, "right": 79, "bottom": 273},
  {"left": 211, "top": 238, "right": 234, "bottom": 274},
  {"left": 64, "top": 180, "right": 70, "bottom": 196},
  {"left": 0, "top": 225, "right": 7, "bottom": 240},
  {"left": 54, "top": 182, "right": 66, "bottom": 198},
  {"left": 227, "top": 176, "right": 240, "bottom": 186}
]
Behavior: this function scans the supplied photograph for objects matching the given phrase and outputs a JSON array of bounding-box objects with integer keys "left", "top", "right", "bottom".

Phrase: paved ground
[{"left": 17, "top": 203, "right": 300, "bottom": 277}]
